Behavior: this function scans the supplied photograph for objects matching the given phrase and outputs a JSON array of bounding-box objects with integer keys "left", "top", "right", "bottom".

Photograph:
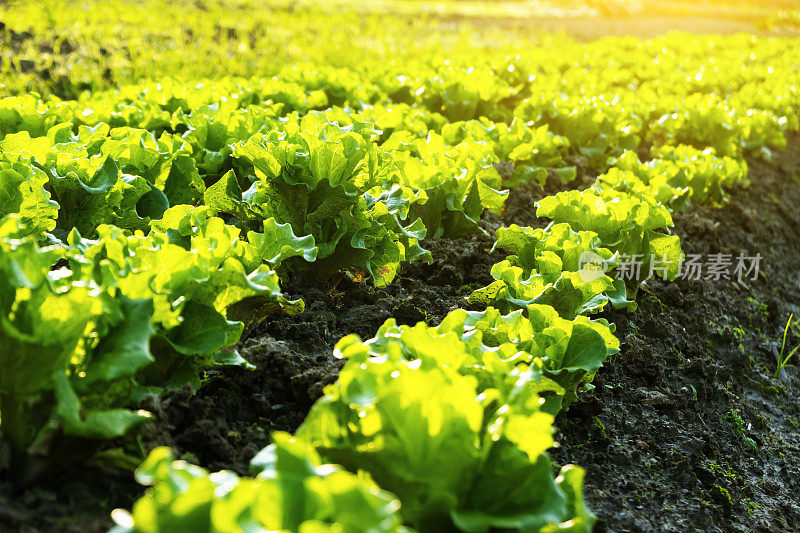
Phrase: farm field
[{"left": 1, "top": 0, "right": 800, "bottom": 532}]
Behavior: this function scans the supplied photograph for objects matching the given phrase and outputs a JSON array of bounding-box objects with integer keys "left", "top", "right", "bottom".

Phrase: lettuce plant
[
  {"left": 0, "top": 206, "right": 306, "bottom": 483},
  {"left": 363, "top": 304, "right": 617, "bottom": 414},
  {"left": 598, "top": 147, "right": 749, "bottom": 212},
  {"left": 649, "top": 94, "right": 739, "bottom": 156},
  {"left": 66, "top": 206, "right": 306, "bottom": 381},
  {"left": 383, "top": 130, "right": 507, "bottom": 238},
  {"left": 593, "top": 166, "right": 689, "bottom": 213},
  {"left": 1, "top": 125, "right": 210, "bottom": 240},
  {"left": 441, "top": 118, "right": 576, "bottom": 188},
  {"left": 0, "top": 153, "right": 59, "bottom": 237},
  {"left": 0, "top": 215, "right": 155, "bottom": 484},
  {"left": 415, "top": 64, "right": 518, "bottom": 123},
  {"left": 296, "top": 322, "right": 596, "bottom": 532},
  {"left": 514, "top": 94, "right": 641, "bottom": 170},
  {"left": 111, "top": 433, "right": 404, "bottom": 533},
  {"left": 438, "top": 304, "right": 619, "bottom": 410},
  {"left": 650, "top": 144, "right": 748, "bottom": 206},
  {"left": 537, "top": 189, "right": 683, "bottom": 295},
  {"left": 469, "top": 223, "right": 633, "bottom": 317},
  {"left": 227, "top": 112, "right": 430, "bottom": 286}
]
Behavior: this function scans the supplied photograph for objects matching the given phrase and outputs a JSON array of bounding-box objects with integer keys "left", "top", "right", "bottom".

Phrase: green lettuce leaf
[{"left": 111, "top": 434, "right": 404, "bottom": 533}]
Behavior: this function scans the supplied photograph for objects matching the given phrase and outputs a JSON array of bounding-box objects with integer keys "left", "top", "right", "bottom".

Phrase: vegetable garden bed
[{"left": 1, "top": 2, "right": 800, "bottom": 532}]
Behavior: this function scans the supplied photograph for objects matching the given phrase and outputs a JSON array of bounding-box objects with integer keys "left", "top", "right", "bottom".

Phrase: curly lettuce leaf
[{"left": 111, "top": 434, "right": 404, "bottom": 533}]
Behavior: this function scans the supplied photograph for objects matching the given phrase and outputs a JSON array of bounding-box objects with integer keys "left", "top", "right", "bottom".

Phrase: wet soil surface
[{"left": 3, "top": 138, "right": 800, "bottom": 532}]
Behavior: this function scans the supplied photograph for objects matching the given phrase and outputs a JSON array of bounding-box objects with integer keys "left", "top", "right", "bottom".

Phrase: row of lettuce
[
  {"left": 0, "top": 32, "right": 793, "bottom": 532},
  {"left": 5, "top": 32, "right": 798, "bottom": 157}
]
